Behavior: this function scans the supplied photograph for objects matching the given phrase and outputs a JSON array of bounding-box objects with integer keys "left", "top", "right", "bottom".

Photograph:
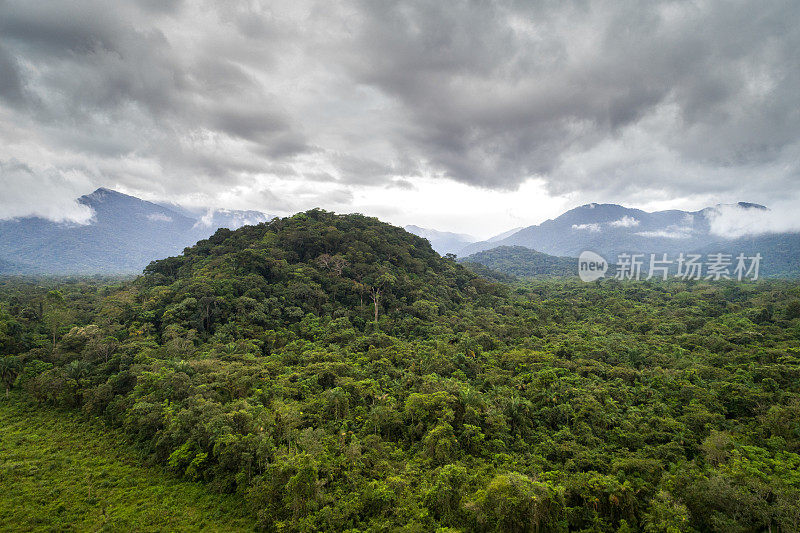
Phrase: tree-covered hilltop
[
  {"left": 461, "top": 245, "right": 577, "bottom": 278},
  {"left": 1, "top": 211, "right": 800, "bottom": 531},
  {"left": 140, "top": 209, "right": 495, "bottom": 334}
]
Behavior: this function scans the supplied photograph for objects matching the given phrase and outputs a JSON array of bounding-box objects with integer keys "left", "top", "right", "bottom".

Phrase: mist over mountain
[
  {"left": 405, "top": 225, "right": 526, "bottom": 256},
  {"left": 485, "top": 227, "right": 523, "bottom": 243},
  {"left": 461, "top": 203, "right": 711, "bottom": 257},
  {"left": 403, "top": 225, "right": 476, "bottom": 255},
  {"left": 460, "top": 202, "right": 800, "bottom": 277},
  {"left": 156, "top": 202, "right": 273, "bottom": 230},
  {"left": 0, "top": 188, "right": 274, "bottom": 274},
  {"left": 3, "top": 192, "right": 798, "bottom": 277},
  {"left": 461, "top": 201, "right": 770, "bottom": 258}
]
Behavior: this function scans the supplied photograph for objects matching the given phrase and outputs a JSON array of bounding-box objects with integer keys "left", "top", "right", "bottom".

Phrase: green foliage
[
  {"left": 461, "top": 246, "right": 576, "bottom": 278},
  {"left": 0, "top": 394, "right": 254, "bottom": 531},
  {"left": 470, "top": 473, "right": 564, "bottom": 532},
  {"left": 0, "top": 355, "right": 20, "bottom": 397},
  {"left": 2, "top": 211, "right": 800, "bottom": 531}
]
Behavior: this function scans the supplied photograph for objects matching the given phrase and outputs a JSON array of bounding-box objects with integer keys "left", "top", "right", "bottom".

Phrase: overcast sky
[{"left": 1, "top": 0, "right": 799, "bottom": 238}]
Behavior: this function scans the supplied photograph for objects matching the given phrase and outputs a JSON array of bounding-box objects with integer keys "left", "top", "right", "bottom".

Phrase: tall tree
[
  {"left": 0, "top": 356, "right": 20, "bottom": 398},
  {"left": 42, "top": 290, "right": 72, "bottom": 352}
]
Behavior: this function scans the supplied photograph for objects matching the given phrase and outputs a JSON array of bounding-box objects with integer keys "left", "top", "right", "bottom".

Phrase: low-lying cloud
[
  {"left": 0, "top": 160, "right": 94, "bottom": 223},
  {"left": 572, "top": 223, "right": 601, "bottom": 232},
  {"left": 707, "top": 203, "right": 800, "bottom": 239},
  {"left": 610, "top": 216, "right": 640, "bottom": 228}
]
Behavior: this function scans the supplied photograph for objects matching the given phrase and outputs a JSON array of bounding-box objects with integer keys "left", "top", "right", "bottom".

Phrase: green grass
[{"left": 0, "top": 394, "right": 255, "bottom": 532}]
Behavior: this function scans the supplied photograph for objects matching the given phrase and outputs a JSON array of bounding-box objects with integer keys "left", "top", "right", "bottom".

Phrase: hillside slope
[
  {"left": 3, "top": 212, "right": 800, "bottom": 531},
  {"left": 460, "top": 202, "right": 799, "bottom": 277},
  {"left": 0, "top": 395, "right": 254, "bottom": 531},
  {"left": 0, "top": 188, "right": 273, "bottom": 274},
  {"left": 461, "top": 246, "right": 576, "bottom": 277},
  {"left": 142, "top": 209, "right": 489, "bottom": 333}
]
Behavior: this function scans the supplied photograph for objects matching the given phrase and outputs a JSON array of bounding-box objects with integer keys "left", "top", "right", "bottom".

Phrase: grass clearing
[{"left": 0, "top": 394, "right": 254, "bottom": 532}]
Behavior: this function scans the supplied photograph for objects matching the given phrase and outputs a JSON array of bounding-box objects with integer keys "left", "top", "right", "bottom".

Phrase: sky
[{"left": 1, "top": 0, "right": 799, "bottom": 239}]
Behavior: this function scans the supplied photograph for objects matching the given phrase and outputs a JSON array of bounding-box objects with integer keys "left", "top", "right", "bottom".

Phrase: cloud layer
[
  {"left": 1, "top": 0, "right": 799, "bottom": 226},
  {"left": 708, "top": 203, "right": 800, "bottom": 238},
  {"left": 0, "top": 160, "right": 94, "bottom": 222}
]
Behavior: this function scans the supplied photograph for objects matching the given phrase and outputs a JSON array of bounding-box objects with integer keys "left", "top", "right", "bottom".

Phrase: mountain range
[
  {"left": 457, "top": 202, "right": 800, "bottom": 278},
  {"left": 403, "top": 225, "right": 475, "bottom": 256},
  {"left": 403, "top": 225, "right": 524, "bottom": 255},
  {"left": 2, "top": 191, "right": 798, "bottom": 277},
  {"left": 0, "top": 188, "right": 273, "bottom": 274}
]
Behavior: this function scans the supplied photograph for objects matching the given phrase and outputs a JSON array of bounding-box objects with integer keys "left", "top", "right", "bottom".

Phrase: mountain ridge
[
  {"left": 403, "top": 225, "right": 475, "bottom": 255},
  {"left": 460, "top": 201, "right": 780, "bottom": 257},
  {"left": 460, "top": 245, "right": 576, "bottom": 278},
  {"left": 0, "top": 188, "right": 274, "bottom": 274},
  {"left": 2, "top": 192, "right": 797, "bottom": 277},
  {"left": 459, "top": 201, "right": 799, "bottom": 277}
]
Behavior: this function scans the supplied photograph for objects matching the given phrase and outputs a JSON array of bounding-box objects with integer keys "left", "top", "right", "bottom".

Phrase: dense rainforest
[
  {"left": 460, "top": 246, "right": 577, "bottom": 278},
  {"left": 1, "top": 209, "right": 800, "bottom": 532}
]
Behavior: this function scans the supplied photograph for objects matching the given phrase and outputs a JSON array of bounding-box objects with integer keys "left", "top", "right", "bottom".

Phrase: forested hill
[
  {"left": 141, "top": 209, "right": 497, "bottom": 333},
  {"left": 3, "top": 210, "right": 800, "bottom": 531},
  {"left": 461, "top": 246, "right": 577, "bottom": 278}
]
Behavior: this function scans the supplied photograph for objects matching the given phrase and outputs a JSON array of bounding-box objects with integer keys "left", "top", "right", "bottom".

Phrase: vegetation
[
  {"left": 1, "top": 209, "right": 800, "bottom": 531},
  {"left": 0, "top": 393, "right": 254, "bottom": 531},
  {"left": 461, "top": 245, "right": 576, "bottom": 278}
]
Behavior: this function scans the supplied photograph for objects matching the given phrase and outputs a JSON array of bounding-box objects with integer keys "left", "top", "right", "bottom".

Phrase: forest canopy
[{"left": 2, "top": 210, "right": 800, "bottom": 532}]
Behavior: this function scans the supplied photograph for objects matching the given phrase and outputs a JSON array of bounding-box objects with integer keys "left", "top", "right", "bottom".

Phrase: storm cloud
[{"left": 1, "top": 0, "right": 799, "bottom": 223}]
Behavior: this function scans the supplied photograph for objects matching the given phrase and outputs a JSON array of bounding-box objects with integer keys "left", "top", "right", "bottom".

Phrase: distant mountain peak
[
  {"left": 456, "top": 198, "right": 800, "bottom": 276},
  {"left": 404, "top": 224, "right": 473, "bottom": 240},
  {"left": 737, "top": 201, "right": 767, "bottom": 210},
  {"left": 703, "top": 201, "right": 769, "bottom": 214},
  {"left": 85, "top": 187, "right": 121, "bottom": 198},
  {"left": 577, "top": 202, "right": 623, "bottom": 210},
  {"left": 0, "top": 188, "right": 274, "bottom": 274},
  {"left": 79, "top": 187, "right": 138, "bottom": 205},
  {"left": 404, "top": 225, "right": 475, "bottom": 255}
]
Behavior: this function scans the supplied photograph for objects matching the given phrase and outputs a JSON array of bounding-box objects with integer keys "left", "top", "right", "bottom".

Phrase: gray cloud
[
  {"left": 0, "top": 160, "right": 94, "bottom": 222},
  {"left": 341, "top": 0, "right": 800, "bottom": 193},
  {"left": 0, "top": 0, "right": 799, "bottom": 221},
  {"left": 708, "top": 202, "right": 800, "bottom": 238},
  {"left": 0, "top": 44, "right": 24, "bottom": 104},
  {"left": 0, "top": 0, "right": 308, "bottom": 197}
]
